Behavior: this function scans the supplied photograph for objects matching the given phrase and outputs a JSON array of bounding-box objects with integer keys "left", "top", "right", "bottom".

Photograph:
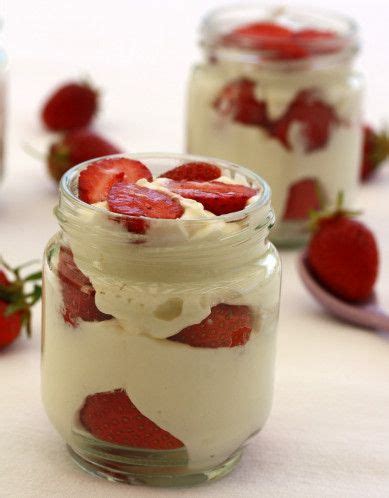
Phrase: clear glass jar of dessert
[
  {"left": 186, "top": 5, "right": 363, "bottom": 246},
  {"left": 41, "top": 153, "right": 281, "bottom": 487}
]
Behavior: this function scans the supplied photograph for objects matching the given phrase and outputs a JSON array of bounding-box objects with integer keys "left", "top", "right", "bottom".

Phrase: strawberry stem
[{"left": 309, "top": 191, "right": 361, "bottom": 231}]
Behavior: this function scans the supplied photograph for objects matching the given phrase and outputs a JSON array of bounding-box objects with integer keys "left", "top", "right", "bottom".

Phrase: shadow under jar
[
  {"left": 186, "top": 4, "right": 363, "bottom": 247},
  {"left": 41, "top": 153, "right": 281, "bottom": 487}
]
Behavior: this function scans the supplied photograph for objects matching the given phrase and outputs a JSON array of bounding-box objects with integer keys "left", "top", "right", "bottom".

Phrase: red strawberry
[
  {"left": 0, "top": 270, "right": 9, "bottom": 286},
  {"left": 271, "top": 90, "right": 339, "bottom": 152},
  {"left": 307, "top": 195, "right": 379, "bottom": 302},
  {"left": 169, "top": 304, "right": 253, "bottom": 348},
  {"left": 80, "top": 389, "right": 184, "bottom": 450},
  {"left": 78, "top": 157, "right": 152, "bottom": 204},
  {"left": 293, "top": 29, "right": 342, "bottom": 55},
  {"left": 160, "top": 162, "right": 221, "bottom": 181},
  {"left": 283, "top": 178, "right": 323, "bottom": 220},
  {"left": 47, "top": 129, "right": 121, "bottom": 183},
  {"left": 213, "top": 79, "right": 268, "bottom": 126},
  {"left": 360, "top": 125, "right": 389, "bottom": 181},
  {"left": 223, "top": 22, "right": 307, "bottom": 60},
  {"left": 58, "top": 246, "right": 111, "bottom": 327},
  {"left": 0, "top": 261, "right": 42, "bottom": 349},
  {"left": 41, "top": 81, "right": 98, "bottom": 131},
  {"left": 107, "top": 182, "right": 184, "bottom": 234},
  {"left": 168, "top": 180, "right": 257, "bottom": 215},
  {"left": 0, "top": 301, "right": 22, "bottom": 350},
  {"left": 224, "top": 22, "right": 291, "bottom": 50}
]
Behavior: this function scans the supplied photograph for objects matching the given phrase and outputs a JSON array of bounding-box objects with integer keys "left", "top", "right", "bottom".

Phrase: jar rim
[
  {"left": 59, "top": 152, "right": 273, "bottom": 226},
  {"left": 200, "top": 3, "right": 359, "bottom": 64}
]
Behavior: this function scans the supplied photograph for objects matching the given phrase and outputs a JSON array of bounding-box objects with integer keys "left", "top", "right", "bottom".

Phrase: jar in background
[
  {"left": 187, "top": 5, "right": 363, "bottom": 246},
  {"left": 41, "top": 153, "right": 281, "bottom": 487}
]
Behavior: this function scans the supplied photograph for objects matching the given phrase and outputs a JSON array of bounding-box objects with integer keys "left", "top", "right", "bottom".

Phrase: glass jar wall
[{"left": 41, "top": 153, "right": 281, "bottom": 486}]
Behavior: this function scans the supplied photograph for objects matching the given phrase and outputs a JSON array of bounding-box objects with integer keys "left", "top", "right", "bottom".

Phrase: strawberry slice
[
  {"left": 222, "top": 22, "right": 343, "bottom": 60},
  {"left": 80, "top": 389, "right": 184, "bottom": 450},
  {"left": 169, "top": 304, "right": 253, "bottom": 348},
  {"left": 160, "top": 162, "right": 221, "bottom": 181},
  {"left": 107, "top": 182, "right": 184, "bottom": 234},
  {"left": 293, "top": 29, "right": 343, "bottom": 55},
  {"left": 168, "top": 180, "right": 257, "bottom": 215},
  {"left": 223, "top": 22, "right": 308, "bottom": 60},
  {"left": 283, "top": 178, "right": 322, "bottom": 220},
  {"left": 213, "top": 79, "right": 268, "bottom": 126},
  {"left": 224, "top": 22, "right": 292, "bottom": 50},
  {"left": 58, "top": 246, "right": 111, "bottom": 327},
  {"left": 271, "top": 90, "right": 339, "bottom": 152},
  {"left": 78, "top": 157, "right": 153, "bottom": 204}
]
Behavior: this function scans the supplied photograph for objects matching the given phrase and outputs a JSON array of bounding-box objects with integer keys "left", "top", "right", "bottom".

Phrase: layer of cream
[
  {"left": 42, "top": 269, "right": 278, "bottom": 470},
  {"left": 67, "top": 176, "right": 273, "bottom": 340},
  {"left": 186, "top": 63, "right": 363, "bottom": 221}
]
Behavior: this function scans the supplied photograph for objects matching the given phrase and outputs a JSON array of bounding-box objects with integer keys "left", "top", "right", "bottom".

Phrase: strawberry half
[
  {"left": 213, "top": 78, "right": 268, "bottom": 126},
  {"left": 283, "top": 178, "right": 323, "bottom": 221},
  {"left": 80, "top": 389, "right": 184, "bottom": 450},
  {"left": 307, "top": 197, "right": 379, "bottom": 302},
  {"left": 360, "top": 125, "right": 389, "bottom": 181},
  {"left": 169, "top": 303, "right": 253, "bottom": 348},
  {"left": 160, "top": 162, "right": 221, "bottom": 181},
  {"left": 168, "top": 180, "right": 257, "bottom": 215},
  {"left": 107, "top": 182, "right": 184, "bottom": 234},
  {"left": 78, "top": 157, "right": 152, "bottom": 204},
  {"left": 48, "top": 129, "right": 121, "bottom": 183},
  {"left": 271, "top": 90, "right": 339, "bottom": 152},
  {"left": 58, "top": 247, "right": 111, "bottom": 327},
  {"left": 41, "top": 81, "right": 98, "bottom": 131}
]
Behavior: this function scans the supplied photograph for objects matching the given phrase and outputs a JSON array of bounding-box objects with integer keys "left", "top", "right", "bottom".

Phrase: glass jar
[
  {"left": 41, "top": 153, "right": 281, "bottom": 487},
  {"left": 186, "top": 5, "right": 363, "bottom": 246}
]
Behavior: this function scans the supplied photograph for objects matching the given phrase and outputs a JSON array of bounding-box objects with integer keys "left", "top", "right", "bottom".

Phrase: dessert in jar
[
  {"left": 41, "top": 153, "right": 281, "bottom": 487},
  {"left": 186, "top": 5, "right": 363, "bottom": 246}
]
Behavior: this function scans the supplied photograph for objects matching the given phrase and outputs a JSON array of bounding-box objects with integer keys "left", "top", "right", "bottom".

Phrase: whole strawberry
[
  {"left": 41, "top": 80, "right": 98, "bottom": 131},
  {"left": 47, "top": 129, "right": 121, "bottom": 183},
  {"left": 0, "top": 259, "right": 42, "bottom": 349},
  {"left": 307, "top": 194, "right": 379, "bottom": 302},
  {"left": 360, "top": 125, "right": 389, "bottom": 181}
]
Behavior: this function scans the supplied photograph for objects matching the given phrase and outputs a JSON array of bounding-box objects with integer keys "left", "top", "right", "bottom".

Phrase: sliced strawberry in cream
[
  {"left": 107, "top": 182, "right": 184, "bottom": 234},
  {"left": 78, "top": 157, "right": 152, "bottom": 204},
  {"left": 160, "top": 162, "right": 221, "bottom": 181},
  {"left": 168, "top": 180, "right": 257, "bottom": 215}
]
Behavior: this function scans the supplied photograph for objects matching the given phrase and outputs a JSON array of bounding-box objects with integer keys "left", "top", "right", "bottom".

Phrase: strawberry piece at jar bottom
[
  {"left": 80, "top": 389, "right": 184, "bottom": 450},
  {"left": 169, "top": 303, "right": 253, "bottom": 348},
  {"left": 57, "top": 246, "right": 112, "bottom": 327}
]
